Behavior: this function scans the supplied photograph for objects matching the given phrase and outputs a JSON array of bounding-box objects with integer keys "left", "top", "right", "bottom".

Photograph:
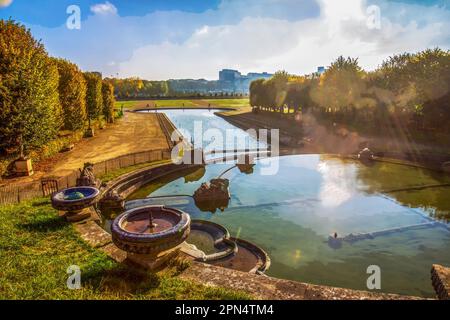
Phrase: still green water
[{"left": 131, "top": 109, "right": 450, "bottom": 297}]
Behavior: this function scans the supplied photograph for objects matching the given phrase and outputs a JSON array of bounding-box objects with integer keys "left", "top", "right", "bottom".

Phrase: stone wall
[{"left": 431, "top": 264, "right": 450, "bottom": 300}]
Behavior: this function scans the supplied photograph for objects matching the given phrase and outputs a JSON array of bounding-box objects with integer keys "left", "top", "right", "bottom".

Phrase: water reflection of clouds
[
  {"left": 317, "top": 160, "right": 358, "bottom": 208},
  {"left": 281, "top": 154, "right": 320, "bottom": 170},
  {"left": 199, "top": 111, "right": 216, "bottom": 117},
  {"left": 163, "top": 109, "right": 263, "bottom": 152}
]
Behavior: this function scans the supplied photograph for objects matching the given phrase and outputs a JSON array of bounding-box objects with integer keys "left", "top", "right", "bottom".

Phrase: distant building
[
  {"left": 218, "top": 69, "right": 273, "bottom": 93},
  {"left": 247, "top": 72, "right": 272, "bottom": 78},
  {"left": 219, "top": 69, "right": 242, "bottom": 82},
  {"left": 169, "top": 69, "right": 273, "bottom": 95},
  {"left": 317, "top": 66, "right": 325, "bottom": 75}
]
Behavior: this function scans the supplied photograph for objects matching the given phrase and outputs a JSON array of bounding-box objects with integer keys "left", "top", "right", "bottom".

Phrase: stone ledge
[
  {"left": 181, "top": 262, "right": 422, "bottom": 300},
  {"left": 75, "top": 220, "right": 112, "bottom": 248},
  {"left": 431, "top": 264, "right": 450, "bottom": 300},
  {"left": 101, "top": 243, "right": 127, "bottom": 263}
]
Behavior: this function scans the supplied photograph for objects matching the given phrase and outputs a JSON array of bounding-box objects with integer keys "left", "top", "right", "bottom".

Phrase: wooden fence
[{"left": 0, "top": 149, "right": 171, "bottom": 206}]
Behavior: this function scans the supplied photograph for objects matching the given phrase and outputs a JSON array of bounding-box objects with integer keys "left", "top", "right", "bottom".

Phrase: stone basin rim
[
  {"left": 53, "top": 186, "right": 100, "bottom": 202},
  {"left": 112, "top": 205, "right": 191, "bottom": 240},
  {"left": 52, "top": 186, "right": 100, "bottom": 213}
]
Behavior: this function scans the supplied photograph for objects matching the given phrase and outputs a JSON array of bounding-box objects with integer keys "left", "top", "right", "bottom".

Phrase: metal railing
[{"left": 0, "top": 148, "right": 171, "bottom": 205}]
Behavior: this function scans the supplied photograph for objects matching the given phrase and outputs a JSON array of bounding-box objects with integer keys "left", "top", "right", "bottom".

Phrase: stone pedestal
[
  {"left": 65, "top": 207, "right": 92, "bottom": 223},
  {"left": 14, "top": 158, "right": 33, "bottom": 176},
  {"left": 127, "top": 245, "right": 181, "bottom": 270},
  {"left": 85, "top": 128, "right": 95, "bottom": 138}
]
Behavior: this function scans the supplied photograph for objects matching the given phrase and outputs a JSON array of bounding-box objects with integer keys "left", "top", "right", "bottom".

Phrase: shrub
[
  {"left": 102, "top": 81, "right": 115, "bottom": 123},
  {"left": 84, "top": 72, "right": 103, "bottom": 122},
  {"left": 0, "top": 20, "right": 62, "bottom": 155},
  {"left": 55, "top": 58, "right": 87, "bottom": 131}
]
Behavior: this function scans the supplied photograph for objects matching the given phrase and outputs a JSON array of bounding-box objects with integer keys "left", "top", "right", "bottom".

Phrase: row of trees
[
  {"left": 106, "top": 77, "right": 169, "bottom": 99},
  {"left": 108, "top": 78, "right": 250, "bottom": 99},
  {"left": 54, "top": 65, "right": 115, "bottom": 131},
  {"left": 0, "top": 20, "right": 115, "bottom": 155},
  {"left": 250, "top": 48, "right": 450, "bottom": 133}
]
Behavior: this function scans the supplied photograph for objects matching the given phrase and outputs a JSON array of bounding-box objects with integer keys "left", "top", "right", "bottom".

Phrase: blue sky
[
  {"left": 1, "top": 0, "right": 449, "bottom": 80},
  {"left": 0, "top": 1, "right": 222, "bottom": 27}
]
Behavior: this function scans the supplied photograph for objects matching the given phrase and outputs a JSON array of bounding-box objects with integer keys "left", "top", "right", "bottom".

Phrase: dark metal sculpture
[
  {"left": 76, "top": 162, "right": 98, "bottom": 187},
  {"left": 98, "top": 190, "right": 125, "bottom": 218},
  {"left": 358, "top": 148, "right": 374, "bottom": 161}
]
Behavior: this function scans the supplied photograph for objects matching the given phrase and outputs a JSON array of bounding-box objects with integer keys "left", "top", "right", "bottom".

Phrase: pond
[
  {"left": 141, "top": 109, "right": 266, "bottom": 154},
  {"left": 131, "top": 109, "right": 450, "bottom": 297}
]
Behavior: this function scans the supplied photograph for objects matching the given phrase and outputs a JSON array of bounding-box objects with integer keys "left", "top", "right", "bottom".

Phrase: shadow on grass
[
  {"left": 81, "top": 256, "right": 193, "bottom": 296},
  {"left": 31, "top": 199, "right": 51, "bottom": 207},
  {"left": 18, "top": 215, "right": 68, "bottom": 232},
  {"left": 83, "top": 264, "right": 162, "bottom": 295}
]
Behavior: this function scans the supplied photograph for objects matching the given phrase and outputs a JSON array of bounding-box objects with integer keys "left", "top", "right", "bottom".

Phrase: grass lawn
[
  {"left": 115, "top": 100, "right": 198, "bottom": 109},
  {"left": 202, "top": 98, "right": 250, "bottom": 109},
  {"left": 98, "top": 159, "right": 171, "bottom": 183},
  {"left": 0, "top": 198, "right": 251, "bottom": 300},
  {"left": 115, "top": 98, "right": 250, "bottom": 112}
]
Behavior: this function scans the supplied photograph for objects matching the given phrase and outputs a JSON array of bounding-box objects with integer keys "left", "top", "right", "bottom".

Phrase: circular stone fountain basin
[
  {"left": 188, "top": 229, "right": 223, "bottom": 255},
  {"left": 123, "top": 210, "right": 178, "bottom": 234},
  {"left": 187, "top": 220, "right": 236, "bottom": 259},
  {"left": 209, "top": 237, "right": 271, "bottom": 274},
  {"left": 111, "top": 205, "right": 190, "bottom": 255},
  {"left": 51, "top": 186, "right": 100, "bottom": 212},
  {"left": 185, "top": 220, "right": 270, "bottom": 274}
]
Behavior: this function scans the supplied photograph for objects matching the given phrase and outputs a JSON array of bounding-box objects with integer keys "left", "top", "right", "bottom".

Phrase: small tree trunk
[{"left": 19, "top": 134, "right": 25, "bottom": 159}]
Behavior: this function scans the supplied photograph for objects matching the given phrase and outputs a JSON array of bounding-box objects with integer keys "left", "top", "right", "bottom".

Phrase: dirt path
[
  {"left": 2, "top": 112, "right": 168, "bottom": 185},
  {"left": 49, "top": 112, "right": 168, "bottom": 177}
]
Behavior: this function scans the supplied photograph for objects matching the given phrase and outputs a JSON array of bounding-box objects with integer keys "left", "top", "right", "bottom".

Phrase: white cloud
[
  {"left": 27, "top": 0, "right": 450, "bottom": 79},
  {"left": 118, "top": 0, "right": 450, "bottom": 79},
  {"left": 90, "top": 1, "right": 118, "bottom": 16},
  {"left": 0, "top": 0, "right": 13, "bottom": 8}
]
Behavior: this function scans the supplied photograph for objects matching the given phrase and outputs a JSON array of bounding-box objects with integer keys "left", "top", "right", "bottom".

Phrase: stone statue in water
[{"left": 193, "top": 178, "right": 230, "bottom": 213}]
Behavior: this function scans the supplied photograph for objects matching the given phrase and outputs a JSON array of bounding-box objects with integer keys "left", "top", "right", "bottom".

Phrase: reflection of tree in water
[
  {"left": 184, "top": 166, "right": 206, "bottom": 183},
  {"left": 127, "top": 165, "right": 205, "bottom": 200},
  {"left": 349, "top": 157, "right": 450, "bottom": 193},
  {"left": 390, "top": 188, "right": 450, "bottom": 222},
  {"left": 346, "top": 155, "right": 450, "bottom": 221}
]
